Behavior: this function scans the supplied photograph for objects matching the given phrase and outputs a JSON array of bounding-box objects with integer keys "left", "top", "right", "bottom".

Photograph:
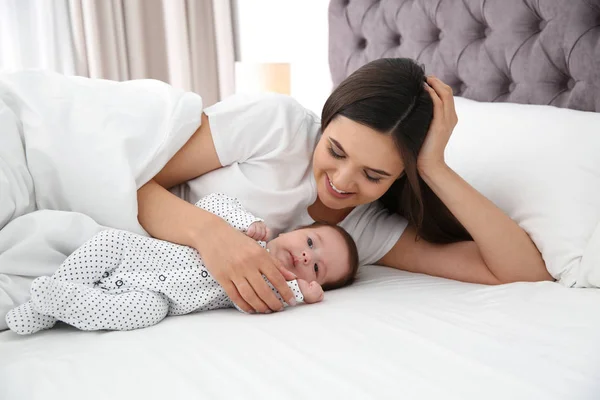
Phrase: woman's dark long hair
[{"left": 321, "top": 58, "right": 471, "bottom": 243}]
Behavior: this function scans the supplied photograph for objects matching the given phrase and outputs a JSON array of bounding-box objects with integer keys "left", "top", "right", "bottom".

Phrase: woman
[{"left": 137, "top": 58, "right": 553, "bottom": 314}]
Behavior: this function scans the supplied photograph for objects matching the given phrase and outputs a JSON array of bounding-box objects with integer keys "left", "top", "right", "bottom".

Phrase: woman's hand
[
  {"left": 418, "top": 76, "right": 459, "bottom": 173},
  {"left": 196, "top": 219, "right": 298, "bottom": 313}
]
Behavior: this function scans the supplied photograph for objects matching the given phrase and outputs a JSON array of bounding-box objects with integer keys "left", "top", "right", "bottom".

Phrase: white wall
[{"left": 234, "top": 0, "right": 332, "bottom": 115}]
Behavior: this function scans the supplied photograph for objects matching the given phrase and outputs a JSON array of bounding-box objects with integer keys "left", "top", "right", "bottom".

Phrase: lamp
[{"left": 234, "top": 62, "right": 291, "bottom": 95}]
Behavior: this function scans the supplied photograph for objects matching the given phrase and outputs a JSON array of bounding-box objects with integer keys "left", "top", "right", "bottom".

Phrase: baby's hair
[{"left": 296, "top": 221, "right": 359, "bottom": 291}]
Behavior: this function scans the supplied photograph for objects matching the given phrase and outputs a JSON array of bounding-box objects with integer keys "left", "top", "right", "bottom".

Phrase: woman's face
[{"left": 313, "top": 115, "right": 405, "bottom": 210}]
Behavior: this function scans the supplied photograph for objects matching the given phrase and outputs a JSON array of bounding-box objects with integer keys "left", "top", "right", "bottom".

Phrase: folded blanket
[{"left": 0, "top": 70, "right": 203, "bottom": 329}]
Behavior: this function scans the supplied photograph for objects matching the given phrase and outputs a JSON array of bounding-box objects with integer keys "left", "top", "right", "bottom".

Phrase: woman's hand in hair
[{"left": 418, "top": 76, "right": 458, "bottom": 173}]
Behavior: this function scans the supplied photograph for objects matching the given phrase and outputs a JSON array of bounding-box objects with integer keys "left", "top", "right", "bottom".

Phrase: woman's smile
[{"left": 325, "top": 174, "right": 353, "bottom": 199}]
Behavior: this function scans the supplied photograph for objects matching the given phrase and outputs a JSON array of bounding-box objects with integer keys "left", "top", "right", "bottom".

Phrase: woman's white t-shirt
[{"left": 174, "top": 93, "right": 408, "bottom": 266}]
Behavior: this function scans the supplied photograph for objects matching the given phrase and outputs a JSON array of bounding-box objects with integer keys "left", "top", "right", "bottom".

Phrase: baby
[{"left": 6, "top": 193, "right": 359, "bottom": 334}]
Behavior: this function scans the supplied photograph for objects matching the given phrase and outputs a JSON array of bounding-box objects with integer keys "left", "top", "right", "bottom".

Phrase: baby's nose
[{"left": 301, "top": 251, "right": 312, "bottom": 264}]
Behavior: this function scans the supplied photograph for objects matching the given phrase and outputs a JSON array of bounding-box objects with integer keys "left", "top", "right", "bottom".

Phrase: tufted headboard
[{"left": 328, "top": 0, "right": 600, "bottom": 112}]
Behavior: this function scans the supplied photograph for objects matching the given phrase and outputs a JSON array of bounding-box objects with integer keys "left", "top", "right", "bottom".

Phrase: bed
[{"left": 2, "top": 0, "right": 600, "bottom": 399}]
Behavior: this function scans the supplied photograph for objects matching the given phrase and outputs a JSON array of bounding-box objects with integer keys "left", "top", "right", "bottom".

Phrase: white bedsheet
[{"left": 1, "top": 266, "right": 599, "bottom": 400}]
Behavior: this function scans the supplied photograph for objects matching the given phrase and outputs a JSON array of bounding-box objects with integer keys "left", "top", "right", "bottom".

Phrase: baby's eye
[
  {"left": 307, "top": 237, "right": 313, "bottom": 248},
  {"left": 314, "top": 264, "right": 319, "bottom": 274}
]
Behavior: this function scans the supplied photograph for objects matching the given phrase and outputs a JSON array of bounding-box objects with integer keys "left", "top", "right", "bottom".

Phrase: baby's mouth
[{"left": 285, "top": 251, "right": 295, "bottom": 269}]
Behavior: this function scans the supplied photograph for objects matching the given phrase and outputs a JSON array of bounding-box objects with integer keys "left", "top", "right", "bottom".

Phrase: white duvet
[{"left": 0, "top": 70, "right": 203, "bottom": 329}]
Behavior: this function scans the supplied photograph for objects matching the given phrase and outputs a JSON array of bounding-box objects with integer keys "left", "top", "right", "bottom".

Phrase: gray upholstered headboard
[{"left": 328, "top": 0, "right": 600, "bottom": 112}]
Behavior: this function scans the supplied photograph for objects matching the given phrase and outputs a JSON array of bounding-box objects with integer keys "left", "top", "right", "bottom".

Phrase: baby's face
[{"left": 266, "top": 226, "right": 350, "bottom": 286}]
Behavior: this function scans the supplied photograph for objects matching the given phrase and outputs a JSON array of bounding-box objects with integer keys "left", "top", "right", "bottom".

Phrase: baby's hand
[
  {"left": 246, "top": 221, "right": 271, "bottom": 241},
  {"left": 297, "top": 279, "right": 324, "bottom": 304}
]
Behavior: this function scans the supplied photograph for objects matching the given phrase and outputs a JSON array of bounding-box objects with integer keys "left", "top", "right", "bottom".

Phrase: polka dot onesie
[{"left": 5, "top": 193, "right": 304, "bottom": 334}]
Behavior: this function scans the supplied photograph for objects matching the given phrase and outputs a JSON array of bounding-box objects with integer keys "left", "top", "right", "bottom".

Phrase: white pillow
[{"left": 446, "top": 97, "right": 600, "bottom": 288}]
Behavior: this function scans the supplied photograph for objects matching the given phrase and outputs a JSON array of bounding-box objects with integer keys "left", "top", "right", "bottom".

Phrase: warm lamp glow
[{"left": 234, "top": 62, "right": 291, "bottom": 95}]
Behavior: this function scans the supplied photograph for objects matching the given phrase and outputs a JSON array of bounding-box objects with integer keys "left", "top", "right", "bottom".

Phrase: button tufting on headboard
[{"left": 328, "top": 0, "right": 600, "bottom": 112}]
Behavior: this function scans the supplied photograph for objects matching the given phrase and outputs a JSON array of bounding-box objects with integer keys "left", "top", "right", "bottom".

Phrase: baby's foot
[
  {"left": 30, "top": 278, "right": 99, "bottom": 320},
  {"left": 29, "top": 276, "right": 56, "bottom": 315},
  {"left": 5, "top": 301, "right": 57, "bottom": 335}
]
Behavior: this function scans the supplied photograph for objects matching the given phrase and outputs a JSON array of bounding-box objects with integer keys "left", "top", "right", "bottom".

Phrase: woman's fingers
[
  {"left": 424, "top": 79, "right": 443, "bottom": 108},
  {"left": 277, "top": 262, "right": 297, "bottom": 281},
  {"left": 426, "top": 76, "right": 452, "bottom": 97},
  {"left": 243, "top": 271, "right": 282, "bottom": 312},
  {"left": 424, "top": 83, "right": 444, "bottom": 124},
  {"left": 221, "top": 280, "right": 254, "bottom": 313},
  {"left": 418, "top": 75, "right": 460, "bottom": 170},
  {"left": 426, "top": 76, "right": 458, "bottom": 125},
  {"left": 262, "top": 259, "right": 296, "bottom": 307},
  {"left": 235, "top": 277, "right": 272, "bottom": 313}
]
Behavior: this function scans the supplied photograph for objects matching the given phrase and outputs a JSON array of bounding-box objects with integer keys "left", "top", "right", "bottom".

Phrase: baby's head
[{"left": 266, "top": 222, "right": 359, "bottom": 290}]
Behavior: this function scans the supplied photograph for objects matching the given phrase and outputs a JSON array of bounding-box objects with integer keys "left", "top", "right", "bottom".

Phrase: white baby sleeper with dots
[{"left": 6, "top": 194, "right": 304, "bottom": 334}]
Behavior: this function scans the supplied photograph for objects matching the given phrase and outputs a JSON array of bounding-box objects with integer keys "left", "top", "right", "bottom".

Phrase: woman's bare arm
[
  {"left": 378, "top": 166, "right": 553, "bottom": 284},
  {"left": 419, "top": 163, "right": 551, "bottom": 283},
  {"left": 138, "top": 113, "right": 222, "bottom": 246},
  {"left": 137, "top": 113, "right": 296, "bottom": 312},
  {"left": 153, "top": 113, "right": 221, "bottom": 189},
  {"left": 138, "top": 180, "right": 221, "bottom": 249},
  {"left": 379, "top": 226, "right": 502, "bottom": 285}
]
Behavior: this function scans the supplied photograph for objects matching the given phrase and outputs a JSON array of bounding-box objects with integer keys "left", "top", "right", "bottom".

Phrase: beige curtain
[{"left": 67, "top": 0, "right": 234, "bottom": 106}]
